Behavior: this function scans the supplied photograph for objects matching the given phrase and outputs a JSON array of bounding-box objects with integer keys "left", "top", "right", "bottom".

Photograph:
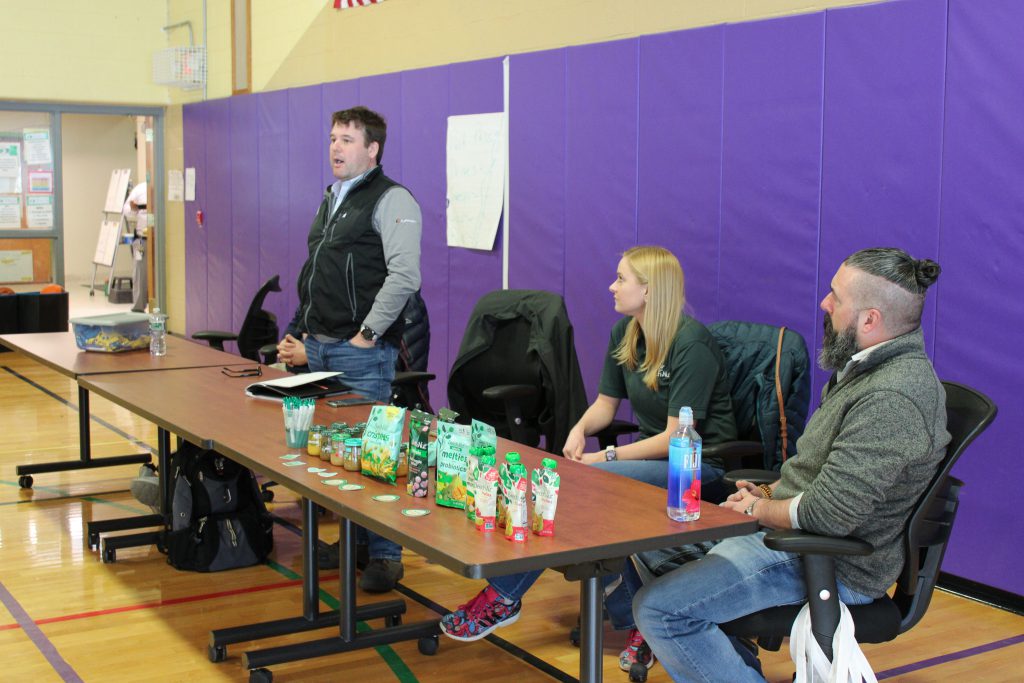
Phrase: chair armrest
[
  {"left": 722, "top": 469, "right": 779, "bottom": 488},
  {"left": 704, "top": 441, "right": 763, "bottom": 469},
  {"left": 763, "top": 529, "right": 874, "bottom": 557},
  {"left": 191, "top": 330, "right": 236, "bottom": 352},
  {"left": 258, "top": 343, "right": 279, "bottom": 365},
  {"left": 594, "top": 419, "right": 640, "bottom": 449},
  {"left": 393, "top": 370, "right": 436, "bottom": 386},
  {"left": 482, "top": 384, "right": 538, "bottom": 402}
]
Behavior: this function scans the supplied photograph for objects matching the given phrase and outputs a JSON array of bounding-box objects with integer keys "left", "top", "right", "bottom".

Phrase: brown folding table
[
  {"left": 80, "top": 365, "right": 757, "bottom": 683},
  {"left": 0, "top": 331, "right": 252, "bottom": 489}
]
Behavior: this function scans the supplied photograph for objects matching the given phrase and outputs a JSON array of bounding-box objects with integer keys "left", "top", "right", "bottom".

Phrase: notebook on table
[{"left": 245, "top": 371, "right": 349, "bottom": 401}]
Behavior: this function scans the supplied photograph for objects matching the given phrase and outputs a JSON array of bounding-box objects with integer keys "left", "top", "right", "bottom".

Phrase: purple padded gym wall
[{"left": 183, "top": 0, "right": 1023, "bottom": 596}]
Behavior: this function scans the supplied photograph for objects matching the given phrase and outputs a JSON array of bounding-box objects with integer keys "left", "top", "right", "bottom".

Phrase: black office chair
[
  {"left": 447, "top": 290, "right": 588, "bottom": 454},
  {"left": 192, "top": 275, "right": 281, "bottom": 363},
  {"left": 390, "top": 290, "right": 435, "bottom": 414},
  {"left": 718, "top": 381, "right": 997, "bottom": 668}
]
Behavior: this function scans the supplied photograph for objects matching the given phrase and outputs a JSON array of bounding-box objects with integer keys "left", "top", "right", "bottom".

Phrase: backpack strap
[{"left": 775, "top": 327, "right": 789, "bottom": 462}]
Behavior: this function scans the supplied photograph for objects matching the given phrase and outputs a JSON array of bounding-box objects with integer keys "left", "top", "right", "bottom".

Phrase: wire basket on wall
[{"left": 152, "top": 47, "right": 207, "bottom": 90}]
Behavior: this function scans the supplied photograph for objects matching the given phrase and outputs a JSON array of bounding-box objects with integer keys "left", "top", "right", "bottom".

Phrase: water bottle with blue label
[
  {"left": 667, "top": 406, "right": 701, "bottom": 521},
  {"left": 149, "top": 308, "right": 167, "bottom": 356}
]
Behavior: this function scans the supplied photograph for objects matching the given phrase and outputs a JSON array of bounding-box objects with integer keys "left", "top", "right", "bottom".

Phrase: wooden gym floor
[{"left": 1, "top": 351, "right": 1022, "bottom": 682}]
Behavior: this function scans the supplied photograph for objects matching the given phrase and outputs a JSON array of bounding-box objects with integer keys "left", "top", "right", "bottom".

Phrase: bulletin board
[{"left": 0, "top": 238, "right": 52, "bottom": 283}]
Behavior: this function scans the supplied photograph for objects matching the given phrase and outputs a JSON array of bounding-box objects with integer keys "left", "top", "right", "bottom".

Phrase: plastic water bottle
[
  {"left": 149, "top": 308, "right": 167, "bottom": 356},
  {"left": 667, "top": 406, "right": 701, "bottom": 521}
]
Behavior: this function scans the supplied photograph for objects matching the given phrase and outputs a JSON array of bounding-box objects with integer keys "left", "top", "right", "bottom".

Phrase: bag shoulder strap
[{"left": 775, "top": 327, "right": 789, "bottom": 462}]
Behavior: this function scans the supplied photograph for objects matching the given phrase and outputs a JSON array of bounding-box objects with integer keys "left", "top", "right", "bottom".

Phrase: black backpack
[{"left": 162, "top": 441, "right": 274, "bottom": 572}]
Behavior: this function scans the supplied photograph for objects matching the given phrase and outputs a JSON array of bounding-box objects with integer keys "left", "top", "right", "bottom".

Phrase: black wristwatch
[{"left": 359, "top": 325, "right": 379, "bottom": 343}]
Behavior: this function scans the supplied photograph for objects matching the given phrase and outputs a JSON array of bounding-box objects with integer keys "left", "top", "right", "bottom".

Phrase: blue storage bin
[{"left": 69, "top": 312, "right": 151, "bottom": 352}]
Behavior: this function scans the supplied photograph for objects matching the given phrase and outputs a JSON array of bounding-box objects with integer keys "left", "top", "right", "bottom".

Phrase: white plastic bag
[{"left": 790, "top": 601, "right": 878, "bottom": 683}]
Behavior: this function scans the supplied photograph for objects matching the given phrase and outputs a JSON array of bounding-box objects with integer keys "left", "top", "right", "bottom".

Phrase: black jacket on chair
[
  {"left": 708, "top": 320, "right": 811, "bottom": 471},
  {"left": 447, "top": 290, "right": 588, "bottom": 454}
]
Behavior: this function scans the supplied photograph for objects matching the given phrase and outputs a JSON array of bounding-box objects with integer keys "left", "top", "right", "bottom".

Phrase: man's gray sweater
[{"left": 774, "top": 328, "right": 950, "bottom": 597}]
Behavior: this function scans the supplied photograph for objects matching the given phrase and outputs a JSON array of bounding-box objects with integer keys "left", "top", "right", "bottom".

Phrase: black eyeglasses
[{"left": 222, "top": 366, "right": 262, "bottom": 378}]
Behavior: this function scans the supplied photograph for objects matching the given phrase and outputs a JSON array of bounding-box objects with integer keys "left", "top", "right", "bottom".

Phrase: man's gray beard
[{"left": 818, "top": 316, "right": 859, "bottom": 371}]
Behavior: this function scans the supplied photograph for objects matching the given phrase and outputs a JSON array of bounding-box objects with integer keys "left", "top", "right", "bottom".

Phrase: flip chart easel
[{"left": 90, "top": 169, "right": 132, "bottom": 296}]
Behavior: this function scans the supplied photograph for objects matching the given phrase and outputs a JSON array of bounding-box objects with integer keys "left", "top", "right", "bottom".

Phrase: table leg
[
  {"left": 90, "top": 427, "right": 172, "bottom": 560},
  {"left": 579, "top": 574, "right": 604, "bottom": 683},
  {"left": 210, "top": 505, "right": 409, "bottom": 665},
  {"left": 17, "top": 385, "right": 151, "bottom": 487}
]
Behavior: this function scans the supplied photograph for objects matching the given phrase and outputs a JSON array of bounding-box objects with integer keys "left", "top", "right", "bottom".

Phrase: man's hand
[
  {"left": 277, "top": 334, "right": 307, "bottom": 366},
  {"left": 726, "top": 479, "right": 763, "bottom": 504},
  {"left": 349, "top": 333, "right": 375, "bottom": 349},
  {"left": 722, "top": 487, "right": 759, "bottom": 515}
]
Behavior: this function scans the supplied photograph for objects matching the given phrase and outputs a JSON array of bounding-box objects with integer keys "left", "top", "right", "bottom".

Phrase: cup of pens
[{"left": 283, "top": 397, "right": 315, "bottom": 449}]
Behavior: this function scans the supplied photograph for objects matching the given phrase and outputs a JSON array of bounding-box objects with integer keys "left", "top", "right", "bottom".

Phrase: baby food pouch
[
  {"left": 360, "top": 405, "right": 406, "bottom": 485},
  {"left": 434, "top": 420, "right": 471, "bottom": 509},
  {"left": 505, "top": 460, "right": 529, "bottom": 543},
  {"left": 531, "top": 458, "right": 560, "bottom": 536},
  {"left": 406, "top": 409, "right": 433, "bottom": 498},
  {"left": 475, "top": 454, "right": 499, "bottom": 532}
]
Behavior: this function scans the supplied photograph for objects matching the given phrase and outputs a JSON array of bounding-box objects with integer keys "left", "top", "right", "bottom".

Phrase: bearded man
[{"left": 632, "top": 247, "right": 950, "bottom": 682}]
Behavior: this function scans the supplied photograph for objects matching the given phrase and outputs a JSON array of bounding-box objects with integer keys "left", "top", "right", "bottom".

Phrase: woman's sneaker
[
  {"left": 619, "top": 628, "right": 656, "bottom": 672},
  {"left": 440, "top": 586, "right": 521, "bottom": 642}
]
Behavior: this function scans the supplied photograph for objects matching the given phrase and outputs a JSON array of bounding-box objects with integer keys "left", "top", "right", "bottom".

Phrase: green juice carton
[
  {"left": 467, "top": 420, "right": 497, "bottom": 523},
  {"left": 497, "top": 452, "right": 520, "bottom": 532}
]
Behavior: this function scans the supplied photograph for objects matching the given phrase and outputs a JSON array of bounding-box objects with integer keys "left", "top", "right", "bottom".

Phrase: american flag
[{"left": 334, "top": 0, "right": 384, "bottom": 8}]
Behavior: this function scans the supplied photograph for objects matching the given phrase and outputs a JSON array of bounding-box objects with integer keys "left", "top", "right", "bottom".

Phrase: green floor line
[{"left": 264, "top": 559, "right": 419, "bottom": 683}]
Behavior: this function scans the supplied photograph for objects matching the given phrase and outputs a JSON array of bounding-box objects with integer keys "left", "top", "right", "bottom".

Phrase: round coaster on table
[
  {"left": 372, "top": 494, "right": 400, "bottom": 503},
  {"left": 283, "top": 461, "right": 307, "bottom": 467},
  {"left": 317, "top": 471, "right": 339, "bottom": 478},
  {"left": 306, "top": 467, "right": 326, "bottom": 473},
  {"left": 280, "top": 453, "right": 302, "bottom": 460},
  {"left": 340, "top": 484, "right": 365, "bottom": 492},
  {"left": 401, "top": 508, "right": 430, "bottom": 517},
  {"left": 321, "top": 479, "right": 348, "bottom": 486}
]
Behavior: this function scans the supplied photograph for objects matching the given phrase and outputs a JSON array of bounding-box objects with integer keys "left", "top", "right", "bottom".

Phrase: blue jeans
[
  {"left": 633, "top": 532, "right": 875, "bottom": 682},
  {"left": 489, "top": 459, "right": 725, "bottom": 630},
  {"left": 306, "top": 336, "right": 402, "bottom": 562}
]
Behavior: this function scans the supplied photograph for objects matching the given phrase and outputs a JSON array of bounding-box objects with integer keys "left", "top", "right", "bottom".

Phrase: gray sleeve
[
  {"left": 365, "top": 186, "right": 422, "bottom": 334},
  {"left": 797, "top": 391, "right": 930, "bottom": 536}
]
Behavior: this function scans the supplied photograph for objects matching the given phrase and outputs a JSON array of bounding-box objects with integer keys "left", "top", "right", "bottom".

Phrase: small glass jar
[
  {"left": 396, "top": 443, "right": 408, "bottom": 478},
  {"left": 319, "top": 430, "right": 335, "bottom": 462},
  {"left": 343, "top": 437, "right": 362, "bottom": 472},
  {"left": 330, "top": 432, "right": 346, "bottom": 468},
  {"left": 307, "top": 425, "right": 323, "bottom": 459},
  {"left": 330, "top": 421, "right": 348, "bottom": 434}
]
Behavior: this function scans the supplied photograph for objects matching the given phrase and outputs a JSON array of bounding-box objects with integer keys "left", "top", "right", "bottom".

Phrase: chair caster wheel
[
  {"left": 417, "top": 635, "right": 439, "bottom": 655},
  {"left": 629, "top": 663, "right": 649, "bottom": 682},
  {"left": 262, "top": 489, "right": 274, "bottom": 503},
  {"left": 18, "top": 475, "right": 33, "bottom": 489},
  {"left": 385, "top": 614, "right": 402, "bottom": 628},
  {"left": 208, "top": 644, "right": 227, "bottom": 662},
  {"left": 249, "top": 668, "right": 273, "bottom": 683},
  {"left": 102, "top": 545, "right": 116, "bottom": 563}
]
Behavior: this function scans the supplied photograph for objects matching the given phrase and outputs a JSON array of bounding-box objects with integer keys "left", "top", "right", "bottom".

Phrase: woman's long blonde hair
[{"left": 613, "top": 246, "right": 685, "bottom": 390}]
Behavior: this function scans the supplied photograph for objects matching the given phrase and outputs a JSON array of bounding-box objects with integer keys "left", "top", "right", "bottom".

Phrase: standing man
[
  {"left": 122, "top": 181, "right": 149, "bottom": 313},
  {"left": 281, "top": 106, "right": 422, "bottom": 592},
  {"left": 633, "top": 247, "right": 950, "bottom": 682}
]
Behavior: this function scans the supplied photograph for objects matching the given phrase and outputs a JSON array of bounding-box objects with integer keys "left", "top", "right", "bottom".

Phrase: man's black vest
[{"left": 296, "top": 166, "right": 405, "bottom": 346}]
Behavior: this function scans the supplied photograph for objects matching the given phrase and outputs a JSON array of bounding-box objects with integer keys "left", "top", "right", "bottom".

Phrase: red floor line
[
  {"left": 33, "top": 572, "right": 339, "bottom": 626},
  {"left": 0, "top": 623, "right": 20, "bottom": 631}
]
